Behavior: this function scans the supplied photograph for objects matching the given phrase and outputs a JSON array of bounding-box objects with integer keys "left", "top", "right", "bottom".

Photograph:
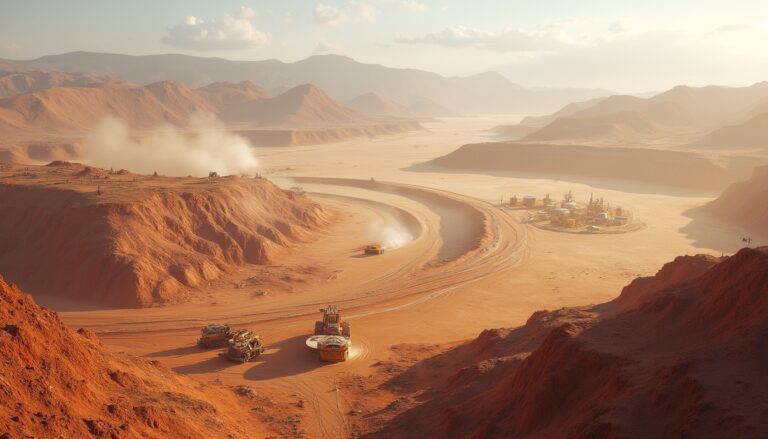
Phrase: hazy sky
[{"left": 1, "top": 0, "right": 767, "bottom": 92}]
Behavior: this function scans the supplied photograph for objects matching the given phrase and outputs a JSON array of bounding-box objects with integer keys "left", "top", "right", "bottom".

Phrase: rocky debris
[
  {"left": 0, "top": 275, "right": 273, "bottom": 438},
  {"left": 365, "top": 247, "right": 768, "bottom": 439}
]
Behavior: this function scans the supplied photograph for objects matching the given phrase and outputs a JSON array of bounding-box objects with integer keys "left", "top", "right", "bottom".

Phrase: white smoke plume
[
  {"left": 368, "top": 218, "right": 414, "bottom": 250},
  {"left": 84, "top": 113, "right": 259, "bottom": 177}
]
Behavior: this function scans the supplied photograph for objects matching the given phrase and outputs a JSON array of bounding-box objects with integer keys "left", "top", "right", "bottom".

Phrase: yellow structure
[
  {"left": 307, "top": 305, "right": 352, "bottom": 362},
  {"left": 317, "top": 336, "right": 350, "bottom": 362}
]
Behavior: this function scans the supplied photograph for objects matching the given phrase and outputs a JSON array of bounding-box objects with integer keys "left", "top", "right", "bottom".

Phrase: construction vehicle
[
  {"left": 198, "top": 323, "right": 231, "bottom": 348},
  {"left": 318, "top": 336, "right": 350, "bottom": 362},
  {"left": 364, "top": 244, "right": 384, "bottom": 255},
  {"left": 220, "top": 329, "right": 264, "bottom": 363},
  {"left": 306, "top": 305, "right": 351, "bottom": 362},
  {"left": 313, "top": 305, "right": 351, "bottom": 337}
]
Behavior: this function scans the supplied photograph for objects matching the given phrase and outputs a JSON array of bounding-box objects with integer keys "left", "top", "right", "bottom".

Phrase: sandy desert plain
[
  {"left": 3, "top": 116, "right": 763, "bottom": 437},
  {"left": 1, "top": 46, "right": 768, "bottom": 438}
]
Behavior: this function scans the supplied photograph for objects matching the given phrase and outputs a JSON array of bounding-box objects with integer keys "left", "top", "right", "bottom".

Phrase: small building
[
  {"left": 613, "top": 215, "right": 629, "bottom": 226},
  {"left": 535, "top": 211, "right": 549, "bottom": 221},
  {"left": 523, "top": 196, "right": 537, "bottom": 208},
  {"left": 565, "top": 218, "right": 578, "bottom": 228},
  {"left": 563, "top": 201, "right": 579, "bottom": 211}
]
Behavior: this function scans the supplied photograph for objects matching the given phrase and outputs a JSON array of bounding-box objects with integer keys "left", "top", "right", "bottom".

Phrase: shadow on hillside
[{"left": 680, "top": 206, "right": 764, "bottom": 254}]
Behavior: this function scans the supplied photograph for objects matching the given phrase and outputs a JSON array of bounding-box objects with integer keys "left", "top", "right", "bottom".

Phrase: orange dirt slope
[
  {"left": 364, "top": 247, "right": 768, "bottom": 439},
  {"left": 0, "top": 162, "right": 329, "bottom": 307},
  {"left": 0, "top": 275, "right": 277, "bottom": 438}
]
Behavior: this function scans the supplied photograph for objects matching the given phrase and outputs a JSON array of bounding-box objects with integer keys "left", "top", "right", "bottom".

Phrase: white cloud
[
  {"left": 163, "top": 7, "right": 270, "bottom": 50},
  {"left": 709, "top": 24, "right": 755, "bottom": 34},
  {"left": 315, "top": 40, "right": 341, "bottom": 52},
  {"left": 314, "top": 1, "right": 375, "bottom": 26},
  {"left": 396, "top": 25, "right": 567, "bottom": 52},
  {"left": 313, "top": 0, "right": 423, "bottom": 26},
  {"left": 396, "top": 0, "right": 426, "bottom": 11},
  {"left": 396, "top": 19, "right": 646, "bottom": 52}
]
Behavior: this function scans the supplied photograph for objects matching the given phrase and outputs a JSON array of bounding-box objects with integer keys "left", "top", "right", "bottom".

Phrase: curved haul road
[{"left": 62, "top": 178, "right": 530, "bottom": 438}]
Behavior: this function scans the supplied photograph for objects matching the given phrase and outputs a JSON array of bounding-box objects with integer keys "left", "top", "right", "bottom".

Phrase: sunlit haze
[{"left": 2, "top": 0, "right": 768, "bottom": 91}]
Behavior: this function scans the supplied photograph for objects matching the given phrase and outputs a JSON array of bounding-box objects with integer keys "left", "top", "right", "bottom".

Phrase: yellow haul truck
[{"left": 306, "top": 305, "right": 351, "bottom": 362}]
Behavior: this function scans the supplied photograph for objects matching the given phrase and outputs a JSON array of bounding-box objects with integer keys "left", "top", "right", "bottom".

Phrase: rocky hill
[
  {"left": 365, "top": 246, "right": 768, "bottom": 438},
  {"left": 0, "top": 275, "right": 277, "bottom": 438}
]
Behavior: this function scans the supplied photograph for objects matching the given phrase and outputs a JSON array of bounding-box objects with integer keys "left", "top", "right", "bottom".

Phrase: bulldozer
[
  {"left": 198, "top": 323, "right": 231, "bottom": 348},
  {"left": 306, "top": 305, "right": 351, "bottom": 362},
  {"left": 220, "top": 329, "right": 265, "bottom": 363},
  {"left": 364, "top": 244, "right": 384, "bottom": 255},
  {"left": 314, "top": 305, "right": 351, "bottom": 337}
]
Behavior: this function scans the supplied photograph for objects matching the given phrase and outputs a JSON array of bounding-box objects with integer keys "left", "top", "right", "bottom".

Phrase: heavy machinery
[
  {"left": 198, "top": 323, "right": 231, "bottom": 348},
  {"left": 306, "top": 305, "right": 351, "bottom": 362},
  {"left": 364, "top": 244, "right": 384, "bottom": 255},
  {"left": 220, "top": 329, "right": 264, "bottom": 363},
  {"left": 314, "top": 305, "right": 351, "bottom": 337}
]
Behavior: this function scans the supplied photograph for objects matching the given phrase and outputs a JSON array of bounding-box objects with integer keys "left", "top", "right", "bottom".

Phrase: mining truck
[
  {"left": 364, "top": 244, "right": 384, "bottom": 255},
  {"left": 306, "top": 305, "right": 351, "bottom": 362},
  {"left": 198, "top": 323, "right": 232, "bottom": 348},
  {"left": 221, "top": 329, "right": 265, "bottom": 363}
]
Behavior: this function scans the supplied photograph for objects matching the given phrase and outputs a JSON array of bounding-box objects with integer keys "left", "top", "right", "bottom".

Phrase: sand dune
[
  {"left": 428, "top": 142, "right": 764, "bottom": 192},
  {"left": 196, "top": 80, "right": 268, "bottom": 108},
  {"left": 0, "top": 79, "right": 370, "bottom": 137},
  {"left": 0, "top": 69, "right": 117, "bottom": 98},
  {"left": 490, "top": 124, "right": 540, "bottom": 140},
  {"left": 523, "top": 110, "right": 659, "bottom": 141},
  {"left": 367, "top": 247, "right": 768, "bottom": 438},
  {"left": 521, "top": 82, "right": 768, "bottom": 142},
  {"left": 2, "top": 51, "right": 609, "bottom": 114},
  {"left": 0, "top": 162, "right": 328, "bottom": 307},
  {"left": 695, "top": 112, "right": 768, "bottom": 152},
  {"left": 0, "top": 81, "right": 215, "bottom": 135},
  {"left": 237, "top": 120, "right": 424, "bottom": 146},
  {"left": 0, "top": 275, "right": 278, "bottom": 438},
  {"left": 407, "top": 99, "right": 460, "bottom": 118},
  {"left": 519, "top": 96, "right": 606, "bottom": 127},
  {"left": 0, "top": 141, "right": 82, "bottom": 163},
  {"left": 701, "top": 165, "right": 768, "bottom": 236},
  {"left": 219, "top": 83, "right": 365, "bottom": 126},
  {"left": 0, "top": 78, "right": 423, "bottom": 159},
  {"left": 344, "top": 92, "right": 411, "bottom": 118}
]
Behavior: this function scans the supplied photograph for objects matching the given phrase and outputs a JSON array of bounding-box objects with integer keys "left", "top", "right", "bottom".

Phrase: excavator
[{"left": 305, "top": 305, "right": 351, "bottom": 362}]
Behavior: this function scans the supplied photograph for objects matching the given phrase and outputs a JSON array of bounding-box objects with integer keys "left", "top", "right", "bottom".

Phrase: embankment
[
  {"left": 428, "top": 142, "right": 765, "bottom": 193},
  {"left": 0, "top": 163, "right": 328, "bottom": 307}
]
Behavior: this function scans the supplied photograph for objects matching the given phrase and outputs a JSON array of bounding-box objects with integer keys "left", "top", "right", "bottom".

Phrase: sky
[{"left": 1, "top": 0, "right": 767, "bottom": 92}]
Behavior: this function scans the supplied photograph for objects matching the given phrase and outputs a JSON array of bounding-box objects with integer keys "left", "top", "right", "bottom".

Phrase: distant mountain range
[
  {"left": 506, "top": 82, "right": 768, "bottom": 150},
  {"left": 0, "top": 51, "right": 611, "bottom": 114},
  {"left": 0, "top": 78, "right": 379, "bottom": 136}
]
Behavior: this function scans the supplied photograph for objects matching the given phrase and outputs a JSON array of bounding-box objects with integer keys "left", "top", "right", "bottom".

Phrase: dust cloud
[
  {"left": 368, "top": 218, "right": 414, "bottom": 250},
  {"left": 84, "top": 113, "right": 259, "bottom": 176}
]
